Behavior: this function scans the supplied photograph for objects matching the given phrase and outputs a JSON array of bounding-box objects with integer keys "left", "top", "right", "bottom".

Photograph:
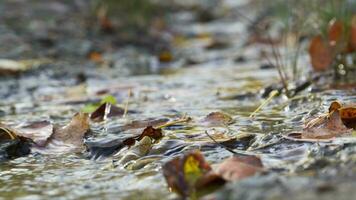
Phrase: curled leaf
[
  {"left": 329, "top": 101, "right": 356, "bottom": 129},
  {"left": 33, "top": 113, "right": 90, "bottom": 154},
  {"left": 302, "top": 110, "right": 351, "bottom": 139}
]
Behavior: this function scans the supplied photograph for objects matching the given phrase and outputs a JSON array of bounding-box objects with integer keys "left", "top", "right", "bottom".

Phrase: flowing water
[{"left": 0, "top": 0, "right": 355, "bottom": 200}]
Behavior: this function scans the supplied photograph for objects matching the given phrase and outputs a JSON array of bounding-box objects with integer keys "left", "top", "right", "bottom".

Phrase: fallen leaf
[
  {"left": 215, "top": 155, "right": 263, "bottom": 181},
  {"left": 32, "top": 113, "right": 90, "bottom": 154},
  {"left": 302, "top": 110, "right": 351, "bottom": 139},
  {"left": 201, "top": 112, "right": 233, "bottom": 127},
  {"left": 88, "top": 51, "right": 103, "bottom": 63},
  {"left": 118, "top": 136, "right": 153, "bottom": 166},
  {"left": 0, "top": 126, "right": 31, "bottom": 161},
  {"left": 82, "top": 95, "right": 118, "bottom": 114},
  {"left": 159, "top": 51, "right": 173, "bottom": 62},
  {"left": 162, "top": 151, "right": 223, "bottom": 197},
  {"left": 308, "top": 36, "right": 333, "bottom": 71},
  {"left": 135, "top": 126, "right": 162, "bottom": 141},
  {"left": 328, "top": 19, "right": 344, "bottom": 48},
  {"left": 350, "top": 15, "right": 356, "bottom": 50},
  {"left": 90, "top": 102, "right": 125, "bottom": 122},
  {"left": 329, "top": 101, "right": 356, "bottom": 129},
  {"left": 86, "top": 126, "right": 163, "bottom": 159},
  {"left": 14, "top": 121, "right": 53, "bottom": 147}
]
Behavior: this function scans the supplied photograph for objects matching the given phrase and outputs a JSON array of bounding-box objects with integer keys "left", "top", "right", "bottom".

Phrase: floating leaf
[
  {"left": 201, "top": 112, "right": 233, "bottom": 127},
  {"left": 308, "top": 36, "right": 333, "bottom": 71}
]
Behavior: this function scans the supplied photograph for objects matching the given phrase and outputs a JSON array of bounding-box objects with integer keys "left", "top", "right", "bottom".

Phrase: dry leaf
[
  {"left": 302, "top": 110, "right": 352, "bottom": 139},
  {"left": 90, "top": 102, "right": 125, "bottom": 122},
  {"left": 14, "top": 121, "right": 53, "bottom": 147},
  {"left": 351, "top": 15, "right": 356, "bottom": 50},
  {"left": 86, "top": 126, "right": 163, "bottom": 159},
  {"left": 162, "top": 150, "right": 223, "bottom": 197},
  {"left": 308, "top": 36, "right": 333, "bottom": 71},
  {"left": 33, "top": 113, "right": 90, "bottom": 154},
  {"left": 215, "top": 155, "right": 263, "bottom": 181},
  {"left": 201, "top": 112, "right": 233, "bottom": 127},
  {"left": 328, "top": 20, "right": 344, "bottom": 47},
  {"left": 329, "top": 101, "right": 356, "bottom": 129}
]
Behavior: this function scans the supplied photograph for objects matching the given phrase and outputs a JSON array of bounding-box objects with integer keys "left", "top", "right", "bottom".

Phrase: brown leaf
[
  {"left": 33, "top": 113, "right": 90, "bottom": 154},
  {"left": 215, "top": 155, "right": 263, "bottom": 181},
  {"left": 351, "top": 15, "right": 356, "bottom": 50},
  {"left": 302, "top": 110, "right": 352, "bottom": 139},
  {"left": 162, "top": 151, "right": 224, "bottom": 197},
  {"left": 329, "top": 101, "right": 356, "bottom": 129},
  {"left": 90, "top": 102, "right": 125, "bottom": 122},
  {"left": 201, "top": 112, "right": 233, "bottom": 127},
  {"left": 135, "top": 126, "right": 162, "bottom": 141},
  {"left": 14, "top": 121, "right": 53, "bottom": 147},
  {"left": 308, "top": 36, "right": 333, "bottom": 71},
  {"left": 328, "top": 20, "right": 344, "bottom": 47},
  {"left": 86, "top": 126, "right": 163, "bottom": 159},
  {"left": 88, "top": 51, "right": 103, "bottom": 63}
]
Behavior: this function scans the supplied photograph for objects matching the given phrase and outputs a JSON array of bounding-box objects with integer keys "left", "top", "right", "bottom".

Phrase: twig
[
  {"left": 250, "top": 90, "right": 279, "bottom": 118},
  {"left": 0, "top": 127, "right": 17, "bottom": 140},
  {"left": 123, "top": 89, "right": 131, "bottom": 118},
  {"left": 204, "top": 130, "right": 238, "bottom": 154},
  {"left": 155, "top": 115, "right": 191, "bottom": 129}
]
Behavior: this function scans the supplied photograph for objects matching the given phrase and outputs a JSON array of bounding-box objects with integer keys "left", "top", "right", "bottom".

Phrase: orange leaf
[
  {"left": 89, "top": 52, "right": 103, "bottom": 63},
  {"left": 308, "top": 36, "right": 333, "bottom": 71},
  {"left": 351, "top": 15, "right": 356, "bottom": 50},
  {"left": 328, "top": 19, "right": 344, "bottom": 47}
]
